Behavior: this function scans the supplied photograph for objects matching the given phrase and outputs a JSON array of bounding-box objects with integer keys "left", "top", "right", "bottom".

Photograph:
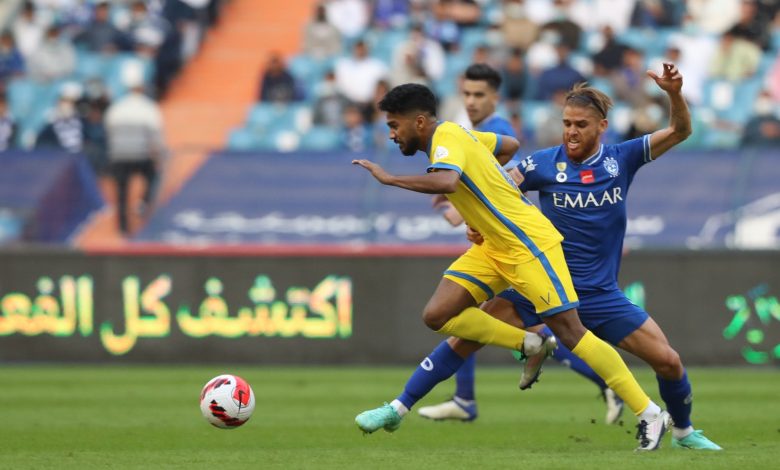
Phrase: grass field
[{"left": 1, "top": 365, "right": 777, "bottom": 469}]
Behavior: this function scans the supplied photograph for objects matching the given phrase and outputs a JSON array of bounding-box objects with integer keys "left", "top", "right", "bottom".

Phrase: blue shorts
[{"left": 498, "top": 288, "right": 649, "bottom": 346}]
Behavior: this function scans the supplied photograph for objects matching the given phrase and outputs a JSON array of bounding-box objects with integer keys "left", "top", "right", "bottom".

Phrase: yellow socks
[
  {"left": 436, "top": 306, "right": 526, "bottom": 350},
  {"left": 571, "top": 331, "right": 651, "bottom": 415}
]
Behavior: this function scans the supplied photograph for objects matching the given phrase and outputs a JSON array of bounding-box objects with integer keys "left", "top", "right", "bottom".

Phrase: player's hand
[
  {"left": 466, "top": 225, "right": 484, "bottom": 245},
  {"left": 352, "top": 159, "right": 393, "bottom": 185},
  {"left": 442, "top": 204, "right": 465, "bottom": 227},
  {"left": 647, "top": 62, "right": 682, "bottom": 95}
]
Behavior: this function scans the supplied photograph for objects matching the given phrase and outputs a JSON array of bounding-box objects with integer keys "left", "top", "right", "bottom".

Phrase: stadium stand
[{"left": 1, "top": 0, "right": 779, "bottom": 246}]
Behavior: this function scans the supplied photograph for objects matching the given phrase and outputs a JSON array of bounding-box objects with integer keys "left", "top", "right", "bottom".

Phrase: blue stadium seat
[{"left": 298, "top": 126, "right": 340, "bottom": 151}]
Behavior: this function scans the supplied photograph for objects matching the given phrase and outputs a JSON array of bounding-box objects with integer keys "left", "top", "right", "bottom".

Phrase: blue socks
[
  {"left": 397, "top": 340, "right": 466, "bottom": 410},
  {"left": 541, "top": 326, "right": 607, "bottom": 390},
  {"left": 657, "top": 370, "right": 693, "bottom": 429},
  {"left": 455, "top": 354, "right": 476, "bottom": 400}
]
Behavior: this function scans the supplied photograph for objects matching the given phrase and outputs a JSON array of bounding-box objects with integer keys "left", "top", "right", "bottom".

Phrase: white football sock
[
  {"left": 638, "top": 401, "right": 661, "bottom": 421},
  {"left": 390, "top": 399, "right": 408, "bottom": 417},
  {"left": 672, "top": 425, "right": 694, "bottom": 439}
]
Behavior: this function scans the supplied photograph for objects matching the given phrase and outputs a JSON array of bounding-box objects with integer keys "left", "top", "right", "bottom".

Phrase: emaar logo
[{"left": 687, "top": 193, "right": 780, "bottom": 249}]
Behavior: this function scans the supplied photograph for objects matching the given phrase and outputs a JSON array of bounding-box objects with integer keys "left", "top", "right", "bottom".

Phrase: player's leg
[
  {"left": 355, "top": 337, "right": 484, "bottom": 433},
  {"left": 515, "top": 246, "right": 667, "bottom": 450},
  {"left": 417, "top": 296, "right": 534, "bottom": 421},
  {"left": 617, "top": 317, "right": 722, "bottom": 450},
  {"left": 426, "top": 246, "right": 550, "bottom": 355}
]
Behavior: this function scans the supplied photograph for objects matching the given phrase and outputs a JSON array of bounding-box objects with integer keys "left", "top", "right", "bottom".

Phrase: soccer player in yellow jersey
[{"left": 352, "top": 83, "right": 668, "bottom": 450}]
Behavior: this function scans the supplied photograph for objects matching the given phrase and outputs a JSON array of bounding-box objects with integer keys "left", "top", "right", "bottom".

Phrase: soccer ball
[{"left": 199, "top": 374, "right": 255, "bottom": 429}]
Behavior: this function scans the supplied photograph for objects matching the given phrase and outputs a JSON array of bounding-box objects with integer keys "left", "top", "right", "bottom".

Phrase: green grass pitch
[{"left": 1, "top": 365, "right": 778, "bottom": 469}]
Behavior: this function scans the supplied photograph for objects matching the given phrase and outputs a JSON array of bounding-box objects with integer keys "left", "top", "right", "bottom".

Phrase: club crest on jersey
[
  {"left": 556, "top": 172, "right": 567, "bottom": 182},
  {"left": 556, "top": 162, "right": 567, "bottom": 171},
  {"left": 604, "top": 156, "right": 619, "bottom": 177},
  {"left": 521, "top": 156, "right": 536, "bottom": 172},
  {"left": 434, "top": 146, "right": 449, "bottom": 160}
]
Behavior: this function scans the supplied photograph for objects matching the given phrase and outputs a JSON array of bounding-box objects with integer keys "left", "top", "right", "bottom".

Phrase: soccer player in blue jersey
[
  {"left": 352, "top": 83, "right": 669, "bottom": 451},
  {"left": 423, "top": 63, "right": 622, "bottom": 424}
]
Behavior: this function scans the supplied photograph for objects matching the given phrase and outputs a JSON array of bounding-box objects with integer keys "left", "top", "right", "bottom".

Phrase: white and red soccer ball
[{"left": 199, "top": 374, "right": 255, "bottom": 429}]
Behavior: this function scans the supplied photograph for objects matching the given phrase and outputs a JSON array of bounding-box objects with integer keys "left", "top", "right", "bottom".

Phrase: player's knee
[
  {"left": 422, "top": 304, "right": 450, "bottom": 330},
  {"left": 654, "top": 347, "right": 684, "bottom": 379}
]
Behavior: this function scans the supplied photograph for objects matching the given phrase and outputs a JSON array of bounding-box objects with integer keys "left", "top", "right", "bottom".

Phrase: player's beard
[{"left": 399, "top": 135, "right": 421, "bottom": 156}]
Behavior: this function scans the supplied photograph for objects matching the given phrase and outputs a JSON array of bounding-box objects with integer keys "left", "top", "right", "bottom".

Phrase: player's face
[
  {"left": 462, "top": 79, "right": 497, "bottom": 126},
  {"left": 561, "top": 105, "right": 608, "bottom": 162},
  {"left": 386, "top": 112, "right": 422, "bottom": 156}
]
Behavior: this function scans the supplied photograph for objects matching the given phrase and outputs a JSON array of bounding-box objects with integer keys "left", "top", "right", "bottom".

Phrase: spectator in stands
[
  {"left": 624, "top": 99, "right": 666, "bottom": 140},
  {"left": 540, "top": 0, "right": 583, "bottom": 51},
  {"left": 124, "top": 0, "right": 170, "bottom": 57},
  {"left": 334, "top": 40, "right": 387, "bottom": 109},
  {"left": 509, "top": 111, "right": 526, "bottom": 147},
  {"left": 27, "top": 23, "right": 76, "bottom": 82},
  {"left": 0, "top": 33, "right": 25, "bottom": 86},
  {"left": 372, "top": 0, "right": 410, "bottom": 29},
  {"left": 303, "top": 2, "right": 342, "bottom": 60},
  {"left": 258, "top": 53, "right": 301, "bottom": 103},
  {"left": 767, "top": 54, "right": 780, "bottom": 102},
  {"left": 534, "top": 41, "right": 586, "bottom": 100},
  {"left": 501, "top": 48, "right": 527, "bottom": 103},
  {"left": 686, "top": 0, "right": 741, "bottom": 34},
  {"left": 35, "top": 82, "right": 85, "bottom": 154},
  {"left": 325, "top": 0, "right": 369, "bottom": 40},
  {"left": 313, "top": 70, "right": 348, "bottom": 129},
  {"left": 105, "top": 67, "right": 165, "bottom": 235},
  {"left": 424, "top": 0, "right": 461, "bottom": 52},
  {"left": 611, "top": 47, "right": 648, "bottom": 105},
  {"left": 79, "top": 79, "right": 111, "bottom": 175},
  {"left": 444, "top": 0, "right": 481, "bottom": 28},
  {"left": 534, "top": 88, "right": 566, "bottom": 147},
  {"left": 630, "top": 0, "right": 682, "bottom": 28},
  {"left": 12, "top": 1, "right": 46, "bottom": 59},
  {"left": 727, "top": 0, "right": 771, "bottom": 50},
  {"left": 709, "top": 30, "right": 762, "bottom": 81},
  {"left": 340, "top": 104, "right": 372, "bottom": 153},
  {"left": 74, "top": 0, "right": 126, "bottom": 53},
  {"left": 0, "top": 94, "right": 17, "bottom": 152},
  {"left": 390, "top": 24, "right": 445, "bottom": 87},
  {"left": 592, "top": 26, "right": 627, "bottom": 76},
  {"left": 741, "top": 90, "right": 780, "bottom": 147},
  {"left": 500, "top": 0, "right": 539, "bottom": 52}
]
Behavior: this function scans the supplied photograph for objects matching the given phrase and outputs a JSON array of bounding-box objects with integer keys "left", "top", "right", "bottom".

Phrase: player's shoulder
[
  {"left": 603, "top": 134, "right": 650, "bottom": 160},
  {"left": 480, "top": 114, "right": 515, "bottom": 137},
  {"left": 518, "top": 145, "right": 562, "bottom": 174}
]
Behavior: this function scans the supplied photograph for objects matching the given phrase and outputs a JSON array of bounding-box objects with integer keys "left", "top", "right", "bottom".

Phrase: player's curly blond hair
[{"left": 564, "top": 83, "right": 613, "bottom": 119}]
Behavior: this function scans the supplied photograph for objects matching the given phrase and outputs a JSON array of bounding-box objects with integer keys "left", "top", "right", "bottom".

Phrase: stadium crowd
[{"left": 241, "top": 0, "right": 780, "bottom": 153}]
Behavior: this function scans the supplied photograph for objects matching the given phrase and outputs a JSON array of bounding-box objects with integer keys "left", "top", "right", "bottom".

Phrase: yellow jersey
[{"left": 427, "top": 121, "right": 562, "bottom": 264}]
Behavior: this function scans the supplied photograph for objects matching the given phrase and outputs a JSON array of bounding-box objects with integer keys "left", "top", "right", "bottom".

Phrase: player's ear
[
  {"left": 599, "top": 119, "right": 609, "bottom": 133},
  {"left": 416, "top": 114, "right": 425, "bottom": 130}
]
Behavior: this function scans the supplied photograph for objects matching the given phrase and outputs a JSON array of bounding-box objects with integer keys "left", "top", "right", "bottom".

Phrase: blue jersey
[
  {"left": 517, "top": 135, "right": 652, "bottom": 292},
  {"left": 475, "top": 113, "right": 515, "bottom": 137}
]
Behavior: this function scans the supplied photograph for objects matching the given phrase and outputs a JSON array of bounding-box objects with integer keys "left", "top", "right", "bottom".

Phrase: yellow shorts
[{"left": 443, "top": 243, "right": 579, "bottom": 316}]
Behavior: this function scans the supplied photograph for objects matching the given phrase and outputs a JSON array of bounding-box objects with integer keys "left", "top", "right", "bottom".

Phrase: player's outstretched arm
[
  {"left": 352, "top": 159, "right": 460, "bottom": 194},
  {"left": 494, "top": 135, "right": 521, "bottom": 166},
  {"left": 647, "top": 62, "right": 692, "bottom": 160}
]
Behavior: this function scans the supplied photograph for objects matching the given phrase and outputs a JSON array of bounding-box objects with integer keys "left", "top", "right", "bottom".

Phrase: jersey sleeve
[
  {"left": 469, "top": 129, "right": 501, "bottom": 156},
  {"left": 517, "top": 153, "right": 542, "bottom": 192},
  {"left": 426, "top": 130, "right": 466, "bottom": 175},
  {"left": 616, "top": 134, "right": 652, "bottom": 176}
]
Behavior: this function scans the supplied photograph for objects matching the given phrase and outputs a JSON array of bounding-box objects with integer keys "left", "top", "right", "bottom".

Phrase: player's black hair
[
  {"left": 378, "top": 83, "right": 438, "bottom": 116},
  {"left": 464, "top": 63, "right": 502, "bottom": 91}
]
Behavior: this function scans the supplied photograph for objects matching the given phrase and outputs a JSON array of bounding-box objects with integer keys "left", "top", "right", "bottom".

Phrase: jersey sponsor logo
[
  {"left": 556, "top": 172, "right": 568, "bottom": 182},
  {"left": 552, "top": 187, "right": 624, "bottom": 208},
  {"left": 434, "top": 146, "right": 449, "bottom": 160},
  {"left": 556, "top": 162, "right": 567, "bottom": 172},
  {"left": 604, "top": 156, "right": 619, "bottom": 177},
  {"left": 521, "top": 156, "right": 536, "bottom": 172},
  {"left": 580, "top": 170, "right": 595, "bottom": 184}
]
